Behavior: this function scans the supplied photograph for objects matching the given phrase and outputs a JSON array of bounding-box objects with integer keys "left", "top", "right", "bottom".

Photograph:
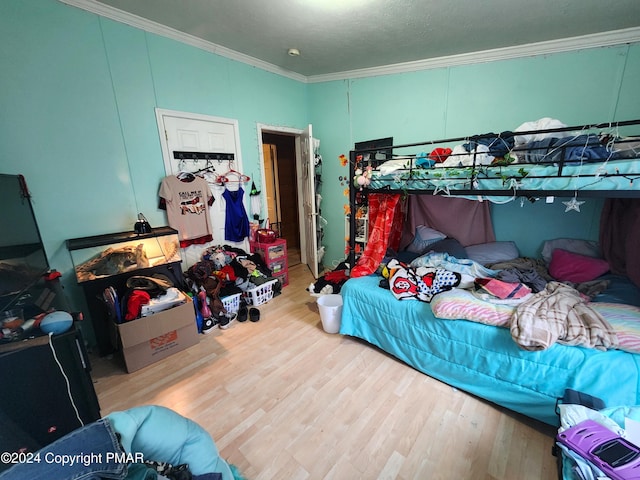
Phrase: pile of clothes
[
  {"left": 185, "top": 245, "right": 280, "bottom": 332},
  {"left": 103, "top": 273, "right": 186, "bottom": 325},
  {"left": 307, "top": 260, "right": 351, "bottom": 297}
]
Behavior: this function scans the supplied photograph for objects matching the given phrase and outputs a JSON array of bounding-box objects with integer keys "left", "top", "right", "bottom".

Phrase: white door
[
  {"left": 300, "top": 124, "right": 319, "bottom": 278},
  {"left": 156, "top": 109, "right": 248, "bottom": 264}
]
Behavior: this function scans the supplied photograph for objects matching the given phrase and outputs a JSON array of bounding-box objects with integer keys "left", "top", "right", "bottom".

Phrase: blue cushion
[
  {"left": 406, "top": 226, "right": 446, "bottom": 254},
  {"left": 427, "top": 238, "right": 468, "bottom": 259},
  {"left": 107, "top": 405, "right": 234, "bottom": 479}
]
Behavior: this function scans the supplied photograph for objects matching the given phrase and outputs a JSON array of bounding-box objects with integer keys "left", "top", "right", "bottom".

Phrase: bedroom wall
[
  {"left": 309, "top": 43, "right": 640, "bottom": 264},
  {"left": 0, "top": 0, "right": 307, "bottom": 344},
  {"left": 1, "top": 0, "right": 639, "bottom": 346}
]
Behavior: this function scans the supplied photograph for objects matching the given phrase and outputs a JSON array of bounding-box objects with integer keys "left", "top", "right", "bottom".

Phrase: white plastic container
[
  {"left": 243, "top": 279, "right": 278, "bottom": 306},
  {"left": 317, "top": 294, "right": 343, "bottom": 334}
]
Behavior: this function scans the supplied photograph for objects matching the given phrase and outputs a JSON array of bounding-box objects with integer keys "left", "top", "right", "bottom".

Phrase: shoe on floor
[
  {"left": 237, "top": 306, "right": 248, "bottom": 322},
  {"left": 249, "top": 307, "right": 260, "bottom": 322},
  {"left": 219, "top": 312, "right": 237, "bottom": 330},
  {"left": 201, "top": 316, "right": 217, "bottom": 334}
]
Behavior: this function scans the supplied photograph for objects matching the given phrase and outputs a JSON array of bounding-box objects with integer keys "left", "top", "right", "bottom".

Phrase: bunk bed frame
[
  {"left": 347, "top": 118, "right": 640, "bottom": 263},
  {"left": 341, "top": 118, "right": 640, "bottom": 426}
]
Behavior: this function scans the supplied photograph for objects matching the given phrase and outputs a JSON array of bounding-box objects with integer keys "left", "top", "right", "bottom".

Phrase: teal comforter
[{"left": 339, "top": 275, "right": 640, "bottom": 425}]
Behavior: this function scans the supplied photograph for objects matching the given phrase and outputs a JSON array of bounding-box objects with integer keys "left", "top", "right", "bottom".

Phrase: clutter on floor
[
  {"left": 307, "top": 260, "right": 350, "bottom": 296},
  {"left": 186, "top": 244, "right": 281, "bottom": 333}
]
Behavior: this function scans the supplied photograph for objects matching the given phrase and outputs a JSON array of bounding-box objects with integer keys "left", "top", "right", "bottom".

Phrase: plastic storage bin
[{"left": 243, "top": 279, "right": 278, "bottom": 306}]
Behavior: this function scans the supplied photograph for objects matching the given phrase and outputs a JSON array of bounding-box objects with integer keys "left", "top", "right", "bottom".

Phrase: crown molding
[
  {"left": 58, "top": 1, "right": 639, "bottom": 85},
  {"left": 307, "top": 27, "right": 640, "bottom": 83},
  {"left": 58, "top": 0, "right": 308, "bottom": 83}
]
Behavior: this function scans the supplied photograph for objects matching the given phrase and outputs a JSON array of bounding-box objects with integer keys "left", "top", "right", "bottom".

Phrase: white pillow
[
  {"left": 406, "top": 226, "right": 447, "bottom": 254},
  {"left": 466, "top": 241, "right": 519, "bottom": 266},
  {"left": 378, "top": 158, "right": 414, "bottom": 175}
]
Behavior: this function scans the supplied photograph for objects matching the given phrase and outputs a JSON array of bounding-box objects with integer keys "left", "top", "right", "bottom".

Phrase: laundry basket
[
  {"left": 243, "top": 279, "right": 278, "bottom": 306},
  {"left": 221, "top": 293, "right": 241, "bottom": 314}
]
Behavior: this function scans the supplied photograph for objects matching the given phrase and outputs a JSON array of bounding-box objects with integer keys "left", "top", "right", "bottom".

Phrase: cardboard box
[{"left": 116, "top": 297, "right": 198, "bottom": 373}]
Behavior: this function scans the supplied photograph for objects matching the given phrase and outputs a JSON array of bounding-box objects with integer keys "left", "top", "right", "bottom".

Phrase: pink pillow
[{"left": 548, "top": 249, "right": 609, "bottom": 283}]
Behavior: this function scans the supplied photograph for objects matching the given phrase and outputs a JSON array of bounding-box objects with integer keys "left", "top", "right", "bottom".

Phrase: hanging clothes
[
  {"left": 222, "top": 187, "right": 250, "bottom": 242},
  {"left": 398, "top": 195, "right": 496, "bottom": 250},
  {"left": 351, "top": 193, "right": 404, "bottom": 277},
  {"left": 599, "top": 198, "right": 640, "bottom": 288},
  {"left": 158, "top": 175, "right": 214, "bottom": 248}
]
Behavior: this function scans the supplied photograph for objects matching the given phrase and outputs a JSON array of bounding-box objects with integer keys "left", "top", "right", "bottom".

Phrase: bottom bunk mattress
[{"left": 339, "top": 274, "right": 640, "bottom": 426}]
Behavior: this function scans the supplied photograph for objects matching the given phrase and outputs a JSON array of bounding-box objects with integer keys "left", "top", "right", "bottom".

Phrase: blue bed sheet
[
  {"left": 369, "top": 158, "right": 640, "bottom": 196},
  {"left": 339, "top": 275, "right": 640, "bottom": 426}
]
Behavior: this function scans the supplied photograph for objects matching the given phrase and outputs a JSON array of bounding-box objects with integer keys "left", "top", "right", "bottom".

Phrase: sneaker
[
  {"left": 201, "top": 316, "right": 217, "bottom": 334},
  {"left": 218, "top": 313, "right": 237, "bottom": 330}
]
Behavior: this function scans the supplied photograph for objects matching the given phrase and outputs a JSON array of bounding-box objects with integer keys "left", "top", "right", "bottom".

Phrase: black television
[{"left": 0, "top": 174, "right": 50, "bottom": 315}]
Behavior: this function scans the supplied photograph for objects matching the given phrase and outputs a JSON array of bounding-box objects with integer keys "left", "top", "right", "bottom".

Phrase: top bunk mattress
[
  {"left": 355, "top": 118, "right": 640, "bottom": 198},
  {"left": 369, "top": 156, "right": 640, "bottom": 195}
]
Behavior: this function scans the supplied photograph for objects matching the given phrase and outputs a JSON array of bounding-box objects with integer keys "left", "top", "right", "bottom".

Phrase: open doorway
[
  {"left": 261, "top": 132, "right": 301, "bottom": 266},
  {"left": 258, "top": 123, "right": 320, "bottom": 278}
]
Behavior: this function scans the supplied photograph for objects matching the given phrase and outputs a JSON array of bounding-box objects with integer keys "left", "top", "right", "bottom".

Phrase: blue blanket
[{"left": 340, "top": 275, "right": 640, "bottom": 425}]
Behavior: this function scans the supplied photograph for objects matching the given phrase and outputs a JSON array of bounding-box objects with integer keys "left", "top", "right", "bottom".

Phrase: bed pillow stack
[
  {"left": 465, "top": 241, "right": 519, "bottom": 266},
  {"left": 406, "top": 226, "right": 447, "bottom": 254},
  {"left": 548, "top": 249, "right": 610, "bottom": 283},
  {"left": 542, "top": 238, "right": 609, "bottom": 283}
]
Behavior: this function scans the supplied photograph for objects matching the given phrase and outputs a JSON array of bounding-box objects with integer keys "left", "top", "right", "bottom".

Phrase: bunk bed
[{"left": 339, "top": 118, "right": 640, "bottom": 426}]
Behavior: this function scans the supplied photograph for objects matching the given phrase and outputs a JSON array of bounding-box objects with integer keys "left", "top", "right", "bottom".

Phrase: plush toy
[
  {"left": 353, "top": 166, "right": 373, "bottom": 189},
  {"left": 307, "top": 261, "right": 351, "bottom": 297}
]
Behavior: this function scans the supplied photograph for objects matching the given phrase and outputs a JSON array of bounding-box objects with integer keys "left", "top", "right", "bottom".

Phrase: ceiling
[{"left": 70, "top": 0, "right": 640, "bottom": 80}]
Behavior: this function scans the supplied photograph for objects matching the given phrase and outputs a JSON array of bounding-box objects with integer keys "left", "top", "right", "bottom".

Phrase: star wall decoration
[{"left": 562, "top": 197, "right": 585, "bottom": 212}]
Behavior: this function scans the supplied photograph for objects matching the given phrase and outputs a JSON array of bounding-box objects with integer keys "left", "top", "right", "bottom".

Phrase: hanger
[
  {"left": 192, "top": 159, "right": 216, "bottom": 176},
  {"left": 177, "top": 170, "right": 196, "bottom": 182},
  {"left": 216, "top": 168, "right": 250, "bottom": 184}
]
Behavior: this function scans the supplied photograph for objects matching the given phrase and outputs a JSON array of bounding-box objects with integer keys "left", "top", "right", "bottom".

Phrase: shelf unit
[{"left": 345, "top": 209, "right": 369, "bottom": 259}]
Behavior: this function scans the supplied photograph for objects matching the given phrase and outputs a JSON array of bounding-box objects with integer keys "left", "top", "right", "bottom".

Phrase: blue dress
[{"left": 222, "top": 187, "right": 250, "bottom": 241}]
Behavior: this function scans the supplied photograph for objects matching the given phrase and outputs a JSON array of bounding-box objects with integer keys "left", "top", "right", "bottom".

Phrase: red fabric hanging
[{"left": 351, "top": 193, "right": 403, "bottom": 278}]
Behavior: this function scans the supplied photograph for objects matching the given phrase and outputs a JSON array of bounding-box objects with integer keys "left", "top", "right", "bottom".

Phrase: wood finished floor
[{"left": 90, "top": 263, "right": 559, "bottom": 480}]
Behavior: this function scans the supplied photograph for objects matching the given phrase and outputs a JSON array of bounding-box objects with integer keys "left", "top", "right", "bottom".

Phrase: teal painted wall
[
  {"left": 2, "top": 0, "right": 639, "bottom": 347},
  {"left": 309, "top": 44, "right": 640, "bottom": 264},
  {"left": 0, "top": 0, "right": 307, "bottom": 345}
]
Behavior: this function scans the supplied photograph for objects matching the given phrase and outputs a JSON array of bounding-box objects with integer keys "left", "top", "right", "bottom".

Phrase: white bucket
[{"left": 317, "top": 294, "right": 343, "bottom": 334}]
